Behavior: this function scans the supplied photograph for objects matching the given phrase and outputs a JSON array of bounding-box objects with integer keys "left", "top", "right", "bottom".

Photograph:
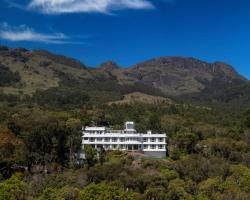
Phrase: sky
[{"left": 0, "top": 0, "right": 249, "bottom": 79}]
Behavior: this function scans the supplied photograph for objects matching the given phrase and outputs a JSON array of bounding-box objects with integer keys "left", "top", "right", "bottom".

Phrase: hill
[
  {"left": 106, "top": 56, "right": 247, "bottom": 96},
  {"left": 108, "top": 92, "right": 173, "bottom": 105},
  {"left": 0, "top": 46, "right": 93, "bottom": 95},
  {"left": 0, "top": 45, "right": 249, "bottom": 105}
]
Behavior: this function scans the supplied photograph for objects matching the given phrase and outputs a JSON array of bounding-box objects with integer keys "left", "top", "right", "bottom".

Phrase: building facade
[{"left": 82, "top": 122, "right": 167, "bottom": 158}]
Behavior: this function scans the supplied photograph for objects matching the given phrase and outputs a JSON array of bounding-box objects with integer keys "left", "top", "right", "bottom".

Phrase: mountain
[
  {"left": 97, "top": 61, "right": 120, "bottom": 72},
  {"left": 0, "top": 45, "right": 249, "bottom": 105},
  {"left": 112, "top": 57, "right": 247, "bottom": 96},
  {"left": 33, "top": 50, "right": 87, "bottom": 69},
  {"left": 0, "top": 46, "right": 98, "bottom": 95}
]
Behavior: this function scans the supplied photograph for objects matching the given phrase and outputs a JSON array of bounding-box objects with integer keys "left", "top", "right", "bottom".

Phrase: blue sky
[{"left": 0, "top": 0, "right": 249, "bottom": 79}]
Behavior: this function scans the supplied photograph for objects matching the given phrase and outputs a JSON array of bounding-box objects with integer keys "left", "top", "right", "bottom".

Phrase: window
[
  {"left": 159, "top": 138, "right": 163, "bottom": 142},
  {"left": 104, "top": 138, "right": 110, "bottom": 142},
  {"left": 96, "top": 138, "right": 102, "bottom": 141},
  {"left": 112, "top": 138, "right": 117, "bottom": 142},
  {"left": 144, "top": 145, "right": 148, "bottom": 149},
  {"left": 120, "top": 138, "right": 125, "bottom": 142},
  {"left": 150, "top": 145, "right": 156, "bottom": 149},
  {"left": 84, "top": 137, "right": 88, "bottom": 140},
  {"left": 126, "top": 123, "right": 134, "bottom": 129},
  {"left": 143, "top": 138, "right": 148, "bottom": 142},
  {"left": 151, "top": 138, "right": 155, "bottom": 142},
  {"left": 90, "top": 138, "right": 95, "bottom": 142},
  {"left": 158, "top": 145, "right": 163, "bottom": 149}
]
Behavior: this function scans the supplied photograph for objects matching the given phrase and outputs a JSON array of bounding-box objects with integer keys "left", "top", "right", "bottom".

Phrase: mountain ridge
[
  {"left": 111, "top": 56, "right": 247, "bottom": 96},
  {"left": 0, "top": 45, "right": 249, "bottom": 105}
]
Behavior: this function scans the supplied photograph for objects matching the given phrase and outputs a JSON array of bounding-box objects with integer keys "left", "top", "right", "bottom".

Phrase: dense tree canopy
[{"left": 0, "top": 92, "right": 249, "bottom": 200}]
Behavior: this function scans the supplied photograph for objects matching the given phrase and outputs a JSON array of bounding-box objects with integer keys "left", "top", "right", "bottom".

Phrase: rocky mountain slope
[
  {"left": 0, "top": 45, "right": 249, "bottom": 104},
  {"left": 106, "top": 57, "right": 247, "bottom": 96}
]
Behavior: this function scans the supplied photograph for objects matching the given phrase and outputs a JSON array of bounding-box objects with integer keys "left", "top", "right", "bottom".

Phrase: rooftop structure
[{"left": 81, "top": 122, "right": 167, "bottom": 158}]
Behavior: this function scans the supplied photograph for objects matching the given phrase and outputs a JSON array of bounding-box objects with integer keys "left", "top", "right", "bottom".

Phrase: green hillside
[{"left": 0, "top": 45, "right": 250, "bottom": 200}]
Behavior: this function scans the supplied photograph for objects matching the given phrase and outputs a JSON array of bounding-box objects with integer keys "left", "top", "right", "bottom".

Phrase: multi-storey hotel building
[{"left": 82, "top": 122, "right": 167, "bottom": 158}]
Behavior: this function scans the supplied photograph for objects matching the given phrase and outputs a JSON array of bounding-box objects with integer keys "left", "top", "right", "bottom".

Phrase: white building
[{"left": 82, "top": 122, "right": 167, "bottom": 158}]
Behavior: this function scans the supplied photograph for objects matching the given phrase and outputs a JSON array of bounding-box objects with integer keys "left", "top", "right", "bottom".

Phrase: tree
[
  {"left": 78, "top": 183, "right": 135, "bottom": 200},
  {"left": 172, "top": 132, "right": 199, "bottom": 154},
  {"left": 84, "top": 145, "right": 98, "bottom": 168},
  {"left": 0, "top": 173, "right": 27, "bottom": 200},
  {"left": 0, "top": 64, "right": 21, "bottom": 87},
  {"left": 244, "top": 109, "right": 250, "bottom": 128},
  {"left": 37, "top": 188, "right": 63, "bottom": 200},
  {"left": 148, "top": 113, "right": 162, "bottom": 132},
  {"left": 166, "top": 179, "right": 194, "bottom": 200},
  {"left": 0, "top": 128, "right": 24, "bottom": 179},
  {"left": 199, "top": 138, "right": 248, "bottom": 163},
  {"left": 198, "top": 166, "right": 250, "bottom": 200},
  {"left": 228, "top": 165, "right": 250, "bottom": 193},
  {"left": 161, "top": 169, "right": 179, "bottom": 181},
  {"left": 173, "top": 155, "right": 230, "bottom": 183},
  {"left": 98, "top": 147, "right": 106, "bottom": 165},
  {"left": 198, "top": 177, "right": 221, "bottom": 198},
  {"left": 37, "top": 186, "right": 80, "bottom": 200},
  {"left": 143, "top": 187, "right": 167, "bottom": 200},
  {"left": 66, "top": 118, "right": 82, "bottom": 168}
]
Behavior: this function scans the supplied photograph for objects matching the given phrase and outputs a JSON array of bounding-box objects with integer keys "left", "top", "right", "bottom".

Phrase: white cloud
[
  {"left": 0, "top": 23, "right": 74, "bottom": 44},
  {"left": 28, "top": 0, "right": 154, "bottom": 14}
]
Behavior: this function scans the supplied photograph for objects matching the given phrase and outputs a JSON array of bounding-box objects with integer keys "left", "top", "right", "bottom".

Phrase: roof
[{"left": 85, "top": 127, "right": 106, "bottom": 131}]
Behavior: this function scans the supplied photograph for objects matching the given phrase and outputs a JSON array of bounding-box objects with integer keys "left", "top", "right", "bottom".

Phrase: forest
[
  {"left": 0, "top": 45, "right": 250, "bottom": 199},
  {"left": 0, "top": 95, "right": 250, "bottom": 200}
]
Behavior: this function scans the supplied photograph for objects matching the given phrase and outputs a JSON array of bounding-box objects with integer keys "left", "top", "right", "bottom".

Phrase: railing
[{"left": 106, "top": 130, "right": 124, "bottom": 134}]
